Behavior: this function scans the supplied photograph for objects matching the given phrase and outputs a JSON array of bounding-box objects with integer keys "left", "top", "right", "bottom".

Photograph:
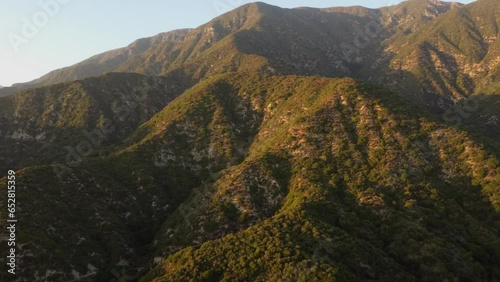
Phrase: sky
[{"left": 0, "top": 0, "right": 476, "bottom": 87}]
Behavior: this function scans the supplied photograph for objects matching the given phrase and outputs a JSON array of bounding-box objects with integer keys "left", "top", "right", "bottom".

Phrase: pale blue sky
[{"left": 0, "top": 0, "right": 475, "bottom": 86}]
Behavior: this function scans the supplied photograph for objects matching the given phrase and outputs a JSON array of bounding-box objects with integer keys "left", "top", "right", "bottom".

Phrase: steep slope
[
  {"left": 0, "top": 158, "right": 193, "bottom": 281},
  {"left": 0, "top": 1, "right": 499, "bottom": 280},
  {"left": 0, "top": 30, "right": 190, "bottom": 96},
  {"left": 0, "top": 1, "right": 479, "bottom": 126},
  {"left": 0, "top": 3, "right": 272, "bottom": 96},
  {"left": 1, "top": 1, "right": 485, "bottom": 118},
  {"left": 380, "top": 0, "right": 461, "bottom": 39},
  {"left": 0, "top": 72, "right": 185, "bottom": 176},
  {"left": 2, "top": 74, "right": 497, "bottom": 281},
  {"left": 368, "top": 0, "right": 500, "bottom": 140},
  {"left": 0, "top": 73, "right": 266, "bottom": 281},
  {"left": 0, "top": 1, "right": 450, "bottom": 96},
  {"left": 94, "top": 2, "right": 380, "bottom": 81},
  {"left": 383, "top": 0, "right": 500, "bottom": 100},
  {"left": 0, "top": 1, "right": 491, "bottom": 107},
  {"left": 125, "top": 73, "right": 499, "bottom": 281}
]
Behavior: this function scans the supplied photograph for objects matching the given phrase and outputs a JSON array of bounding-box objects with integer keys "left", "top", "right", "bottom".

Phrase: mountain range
[{"left": 0, "top": 0, "right": 499, "bottom": 281}]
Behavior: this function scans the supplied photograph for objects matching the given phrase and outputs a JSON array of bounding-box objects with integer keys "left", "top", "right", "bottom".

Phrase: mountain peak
[
  {"left": 224, "top": 1, "right": 279, "bottom": 15},
  {"left": 407, "top": 0, "right": 445, "bottom": 3}
]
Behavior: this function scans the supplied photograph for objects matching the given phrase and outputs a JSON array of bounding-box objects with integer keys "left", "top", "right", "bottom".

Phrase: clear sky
[{"left": 0, "top": 0, "right": 475, "bottom": 87}]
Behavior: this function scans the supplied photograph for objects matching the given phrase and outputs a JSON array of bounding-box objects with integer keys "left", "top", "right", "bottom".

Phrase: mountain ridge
[
  {"left": 2, "top": 73, "right": 498, "bottom": 281},
  {"left": 0, "top": 72, "right": 188, "bottom": 175},
  {"left": 0, "top": 1, "right": 499, "bottom": 281},
  {"left": 4, "top": 0, "right": 493, "bottom": 134},
  {"left": 0, "top": 1, "right": 462, "bottom": 97}
]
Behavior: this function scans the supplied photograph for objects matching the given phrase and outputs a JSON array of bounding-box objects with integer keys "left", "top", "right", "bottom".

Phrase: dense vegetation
[
  {"left": 137, "top": 74, "right": 500, "bottom": 281},
  {"left": 0, "top": 73, "right": 187, "bottom": 175},
  {"left": 1, "top": 74, "right": 499, "bottom": 281},
  {"left": 0, "top": 0, "right": 499, "bottom": 281}
]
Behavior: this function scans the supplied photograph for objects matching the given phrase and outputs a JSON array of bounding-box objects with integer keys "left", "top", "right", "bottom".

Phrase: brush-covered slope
[
  {"left": 3, "top": 0, "right": 496, "bottom": 123},
  {"left": 0, "top": 29, "right": 190, "bottom": 96},
  {"left": 1, "top": 1, "right": 458, "bottom": 97},
  {"left": 0, "top": 160, "right": 185, "bottom": 281},
  {"left": 3, "top": 73, "right": 498, "bottom": 281},
  {"left": 130, "top": 73, "right": 499, "bottom": 281},
  {"left": 0, "top": 3, "right": 276, "bottom": 96},
  {"left": 380, "top": 0, "right": 461, "bottom": 38},
  {"left": 0, "top": 1, "right": 499, "bottom": 280},
  {"left": 0, "top": 72, "right": 184, "bottom": 175},
  {"left": 373, "top": 0, "right": 500, "bottom": 139},
  {"left": 384, "top": 0, "right": 500, "bottom": 100},
  {"left": 0, "top": 2, "right": 364, "bottom": 95}
]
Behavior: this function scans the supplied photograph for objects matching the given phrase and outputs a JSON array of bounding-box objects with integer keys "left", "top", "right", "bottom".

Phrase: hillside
[
  {"left": 1, "top": 73, "right": 499, "bottom": 281},
  {"left": 1, "top": 30, "right": 191, "bottom": 94},
  {"left": 0, "top": 1, "right": 499, "bottom": 281},
  {"left": 376, "top": 0, "right": 500, "bottom": 138},
  {"left": 0, "top": 72, "right": 188, "bottom": 176},
  {"left": 383, "top": 0, "right": 500, "bottom": 99},
  {"left": 0, "top": 1, "right": 462, "bottom": 96},
  {"left": 2, "top": 1, "right": 498, "bottom": 137},
  {"left": 132, "top": 73, "right": 500, "bottom": 281}
]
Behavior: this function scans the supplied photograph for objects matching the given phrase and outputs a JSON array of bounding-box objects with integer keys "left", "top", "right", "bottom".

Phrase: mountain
[
  {"left": 0, "top": 1, "right": 499, "bottom": 281},
  {"left": 0, "top": 1, "right": 459, "bottom": 96},
  {"left": 2, "top": 30, "right": 190, "bottom": 93},
  {"left": 0, "top": 72, "right": 187, "bottom": 175},
  {"left": 376, "top": 0, "right": 500, "bottom": 137},
  {"left": 1, "top": 73, "right": 499, "bottom": 281},
  {"left": 381, "top": 0, "right": 500, "bottom": 100},
  {"left": 3, "top": 1, "right": 498, "bottom": 137},
  {"left": 0, "top": 3, "right": 387, "bottom": 94}
]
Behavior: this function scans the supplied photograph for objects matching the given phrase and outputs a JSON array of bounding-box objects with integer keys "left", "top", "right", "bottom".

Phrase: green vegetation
[
  {"left": 0, "top": 0, "right": 499, "bottom": 281},
  {"left": 131, "top": 74, "right": 499, "bottom": 282},
  {"left": 3, "top": 73, "right": 497, "bottom": 281}
]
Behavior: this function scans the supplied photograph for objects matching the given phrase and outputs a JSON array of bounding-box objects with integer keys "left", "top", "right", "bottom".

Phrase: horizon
[{"left": 0, "top": 0, "right": 475, "bottom": 87}]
